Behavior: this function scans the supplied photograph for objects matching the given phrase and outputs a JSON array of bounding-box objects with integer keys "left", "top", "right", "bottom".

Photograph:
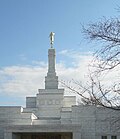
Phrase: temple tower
[
  {"left": 45, "top": 48, "right": 58, "bottom": 89},
  {"left": 35, "top": 32, "right": 64, "bottom": 118},
  {"left": 25, "top": 32, "right": 76, "bottom": 119}
]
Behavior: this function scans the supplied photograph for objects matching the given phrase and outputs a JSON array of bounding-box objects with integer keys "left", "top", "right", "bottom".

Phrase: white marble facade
[{"left": 0, "top": 46, "right": 120, "bottom": 139}]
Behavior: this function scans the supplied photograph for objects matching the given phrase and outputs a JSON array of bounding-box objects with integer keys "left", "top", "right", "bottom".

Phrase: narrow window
[
  {"left": 102, "top": 136, "right": 107, "bottom": 139},
  {"left": 111, "top": 136, "right": 117, "bottom": 139}
]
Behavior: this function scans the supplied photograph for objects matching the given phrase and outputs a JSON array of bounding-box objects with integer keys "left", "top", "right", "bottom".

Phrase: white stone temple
[{"left": 0, "top": 34, "right": 120, "bottom": 139}]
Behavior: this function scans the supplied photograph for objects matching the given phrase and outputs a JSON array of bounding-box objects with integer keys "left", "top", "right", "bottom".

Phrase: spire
[{"left": 45, "top": 32, "right": 58, "bottom": 89}]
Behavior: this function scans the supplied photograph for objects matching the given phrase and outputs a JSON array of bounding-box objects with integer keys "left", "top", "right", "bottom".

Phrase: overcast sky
[{"left": 0, "top": 0, "right": 120, "bottom": 106}]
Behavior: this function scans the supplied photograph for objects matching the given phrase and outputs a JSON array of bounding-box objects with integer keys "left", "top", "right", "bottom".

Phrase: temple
[{"left": 0, "top": 34, "right": 120, "bottom": 139}]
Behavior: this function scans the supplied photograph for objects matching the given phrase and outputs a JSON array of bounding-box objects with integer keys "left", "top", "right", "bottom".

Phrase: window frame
[
  {"left": 111, "top": 136, "right": 117, "bottom": 139},
  {"left": 102, "top": 136, "right": 107, "bottom": 139}
]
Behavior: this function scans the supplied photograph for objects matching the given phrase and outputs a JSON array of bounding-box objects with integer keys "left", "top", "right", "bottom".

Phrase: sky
[{"left": 0, "top": 0, "right": 120, "bottom": 106}]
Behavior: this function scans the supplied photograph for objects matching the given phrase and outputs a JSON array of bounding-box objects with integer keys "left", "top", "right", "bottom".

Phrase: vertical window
[
  {"left": 102, "top": 136, "right": 107, "bottom": 139},
  {"left": 111, "top": 136, "right": 117, "bottom": 139}
]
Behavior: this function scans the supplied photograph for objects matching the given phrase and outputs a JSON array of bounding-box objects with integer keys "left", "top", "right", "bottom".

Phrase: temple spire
[{"left": 45, "top": 32, "right": 58, "bottom": 89}]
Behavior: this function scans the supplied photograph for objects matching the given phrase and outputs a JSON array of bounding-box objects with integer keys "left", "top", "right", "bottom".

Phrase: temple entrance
[{"left": 13, "top": 132, "right": 72, "bottom": 139}]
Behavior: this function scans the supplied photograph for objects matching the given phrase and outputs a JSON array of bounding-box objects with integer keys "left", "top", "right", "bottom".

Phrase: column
[
  {"left": 73, "top": 132, "right": 81, "bottom": 139},
  {"left": 4, "top": 132, "right": 12, "bottom": 139}
]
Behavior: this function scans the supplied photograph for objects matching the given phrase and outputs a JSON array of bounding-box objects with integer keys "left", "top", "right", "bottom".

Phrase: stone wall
[
  {"left": 0, "top": 106, "right": 37, "bottom": 139},
  {"left": 71, "top": 105, "right": 120, "bottom": 139},
  {"left": 1, "top": 105, "right": 120, "bottom": 139}
]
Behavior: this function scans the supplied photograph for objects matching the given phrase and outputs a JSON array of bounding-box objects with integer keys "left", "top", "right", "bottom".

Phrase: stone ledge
[{"left": 5, "top": 124, "right": 81, "bottom": 133}]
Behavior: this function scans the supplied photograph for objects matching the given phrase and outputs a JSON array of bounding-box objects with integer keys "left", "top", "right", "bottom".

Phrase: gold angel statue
[{"left": 49, "top": 32, "right": 55, "bottom": 48}]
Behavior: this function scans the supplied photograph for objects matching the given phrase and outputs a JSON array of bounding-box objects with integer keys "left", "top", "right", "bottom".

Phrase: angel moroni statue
[{"left": 49, "top": 32, "right": 55, "bottom": 48}]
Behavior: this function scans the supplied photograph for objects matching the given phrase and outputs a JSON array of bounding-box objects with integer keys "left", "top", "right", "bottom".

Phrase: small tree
[
  {"left": 83, "top": 18, "right": 120, "bottom": 110},
  {"left": 62, "top": 18, "right": 120, "bottom": 110}
]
